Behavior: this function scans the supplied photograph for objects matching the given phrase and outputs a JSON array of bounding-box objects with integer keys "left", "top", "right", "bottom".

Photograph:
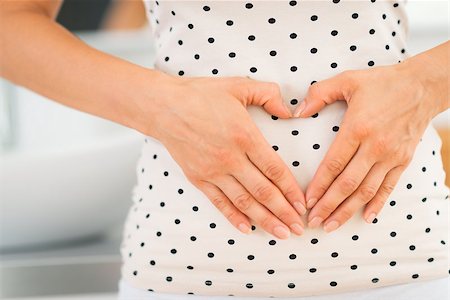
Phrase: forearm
[
  {"left": 0, "top": 4, "right": 176, "bottom": 138},
  {"left": 398, "top": 41, "right": 449, "bottom": 115}
]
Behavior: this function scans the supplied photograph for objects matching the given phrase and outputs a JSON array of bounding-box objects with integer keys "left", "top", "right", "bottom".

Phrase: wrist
[
  {"left": 397, "top": 51, "right": 448, "bottom": 116},
  {"left": 125, "top": 68, "right": 184, "bottom": 140}
]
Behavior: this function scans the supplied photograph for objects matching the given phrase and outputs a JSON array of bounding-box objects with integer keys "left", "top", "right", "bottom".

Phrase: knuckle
[
  {"left": 263, "top": 162, "right": 286, "bottom": 182},
  {"left": 253, "top": 184, "right": 274, "bottom": 204},
  {"left": 379, "top": 182, "right": 395, "bottom": 197},
  {"left": 320, "top": 201, "right": 336, "bottom": 215},
  {"left": 192, "top": 167, "right": 214, "bottom": 182},
  {"left": 341, "top": 70, "right": 359, "bottom": 84},
  {"left": 373, "top": 196, "right": 388, "bottom": 209},
  {"left": 230, "top": 76, "right": 246, "bottom": 84},
  {"left": 195, "top": 165, "right": 215, "bottom": 179},
  {"left": 372, "top": 136, "right": 390, "bottom": 156},
  {"left": 229, "top": 78, "right": 250, "bottom": 100},
  {"left": 339, "top": 176, "right": 359, "bottom": 194},
  {"left": 281, "top": 185, "right": 299, "bottom": 202},
  {"left": 313, "top": 183, "right": 329, "bottom": 198},
  {"left": 340, "top": 70, "right": 353, "bottom": 80},
  {"left": 338, "top": 208, "right": 354, "bottom": 222},
  {"left": 211, "top": 146, "right": 231, "bottom": 162},
  {"left": 230, "top": 130, "right": 251, "bottom": 149},
  {"left": 359, "top": 185, "right": 378, "bottom": 200},
  {"left": 185, "top": 172, "right": 201, "bottom": 185},
  {"left": 210, "top": 195, "right": 227, "bottom": 211},
  {"left": 403, "top": 151, "right": 413, "bottom": 165},
  {"left": 399, "top": 148, "right": 414, "bottom": 165},
  {"left": 261, "top": 214, "right": 275, "bottom": 230},
  {"left": 234, "top": 193, "right": 253, "bottom": 211},
  {"left": 267, "top": 81, "right": 281, "bottom": 97},
  {"left": 224, "top": 209, "right": 239, "bottom": 223},
  {"left": 353, "top": 122, "right": 372, "bottom": 139},
  {"left": 277, "top": 209, "right": 292, "bottom": 223},
  {"left": 391, "top": 149, "right": 403, "bottom": 162},
  {"left": 390, "top": 149, "right": 409, "bottom": 167},
  {"left": 307, "top": 82, "right": 321, "bottom": 98},
  {"left": 324, "top": 158, "right": 346, "bottom": 175},
  {"left": 210, "top": 148, "right": 238, "bottom": 171},
  {"left": 403, "top": 156, "right": 413, "bottom": 166}
]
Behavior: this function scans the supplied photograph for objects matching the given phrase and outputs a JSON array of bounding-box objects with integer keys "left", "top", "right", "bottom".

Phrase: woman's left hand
[{"left": 293, "top": 62, "right": 444, "bottom": 233}]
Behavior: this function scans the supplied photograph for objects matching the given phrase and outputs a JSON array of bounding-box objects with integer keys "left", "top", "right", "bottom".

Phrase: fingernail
[
  {"left": 283, "top": 101, "right": 292, "bottom": 117},
  {"left": 366, "top": 213, "right": 377, "bottom": 224},
  {"left": 308, "top": 216, "right": 323, "bottom": 228},
  {"left": 238, "top": 223, "right": 251, "bottom": 234},
  {"left": 294, "top": 100, "right": 306, "bottom": 117},
  {"left": 294, "top": 202, "right": 307, "bottom": 215},
  {"left": 290, "top": 223, "right": 304, "bottom": 236},
  {"left": 306, "top": 197, "right": 317, "bottom": 209},
  {"left": 274, "top": 225, "right": 291, "bottom": 239},
  {"left": 323, "top": 220, "right": 340, "bottom": 233}
]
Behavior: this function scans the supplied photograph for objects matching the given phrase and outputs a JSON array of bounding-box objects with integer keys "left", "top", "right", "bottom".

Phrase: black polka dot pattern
[{"left": 119, "top": 0, "right": 450, "bottom": 297}]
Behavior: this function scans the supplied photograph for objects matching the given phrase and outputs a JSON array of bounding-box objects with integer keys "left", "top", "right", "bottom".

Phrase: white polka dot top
[{"left": 119, "top": 0, "right": 450, "bottom": 297}]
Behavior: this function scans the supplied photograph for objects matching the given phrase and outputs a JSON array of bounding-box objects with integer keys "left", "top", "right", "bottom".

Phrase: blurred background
[{"left": 0, "top": 0, "right": 448, "bottom": 299}]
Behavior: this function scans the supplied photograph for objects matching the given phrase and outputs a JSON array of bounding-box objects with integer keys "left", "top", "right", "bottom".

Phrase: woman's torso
[{"left": 119, "top": 0, "right": 450, "bottom": 297}]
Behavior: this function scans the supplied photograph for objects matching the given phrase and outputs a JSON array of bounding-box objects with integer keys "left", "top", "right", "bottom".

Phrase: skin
[
  {"left": 152, "top": 75, "right": 307, "bottom": 239},
  {"left": 294, "top": 41, "right": 449, "bottom": 233},
  {"left": 0, "top": 0, "right": 307, "bottom": 240},
  {"left": 1, "top": 1, "right": 447, "bottom": 239}
]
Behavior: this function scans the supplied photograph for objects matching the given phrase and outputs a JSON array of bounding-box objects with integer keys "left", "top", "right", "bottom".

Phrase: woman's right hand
[{"left": 144, "top": 74, "right": 307, "bottom": 239}]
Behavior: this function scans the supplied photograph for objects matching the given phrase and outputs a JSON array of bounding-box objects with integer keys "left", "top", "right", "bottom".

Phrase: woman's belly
[{"left": 119, "top": 99, "right": 449, "bottom": 297}]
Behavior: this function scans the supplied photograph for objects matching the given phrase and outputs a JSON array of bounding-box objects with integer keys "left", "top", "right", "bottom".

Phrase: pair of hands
[{"left": 147, "top": 61, "right": 442, "bottom": 240}]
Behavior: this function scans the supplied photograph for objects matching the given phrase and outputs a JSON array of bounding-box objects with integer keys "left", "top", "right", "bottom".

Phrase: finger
[
  {"left": 245, "top": 132, "right": 307, "bottom": 216},
  {"left": 307, "top": 145, "right": 376, "bottom": 228},
  {"left": 322, "top": 162, "right": 390, "bottom": 233},
  {"left": 232, "top": 158, "right": 305, "bottom": 232},
  {"left": 238, "top": 77, "right": 292, "bottom": 118},
  {"left": 195, "top": 179, "right": 253, "bottom": 235},
  {"left": 363, "top": 165, "right": 405, "bottom": 223},
  {"left": 293, "top": 70, "right": 356, "bottom": 118},
  {"left": 305, "top": 119, "right": 360, "bottom": 210},
  {"left": 213, "top": 174, "right": 292, "bottom": 240}
]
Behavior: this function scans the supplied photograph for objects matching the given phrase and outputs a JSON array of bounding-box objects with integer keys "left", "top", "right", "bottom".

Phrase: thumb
[
  {"left": 244, "top": 78, "right": 292, "bottom": 119},
  {"left": 293, "top": 71, "right": 355, "bottom": 118}
]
